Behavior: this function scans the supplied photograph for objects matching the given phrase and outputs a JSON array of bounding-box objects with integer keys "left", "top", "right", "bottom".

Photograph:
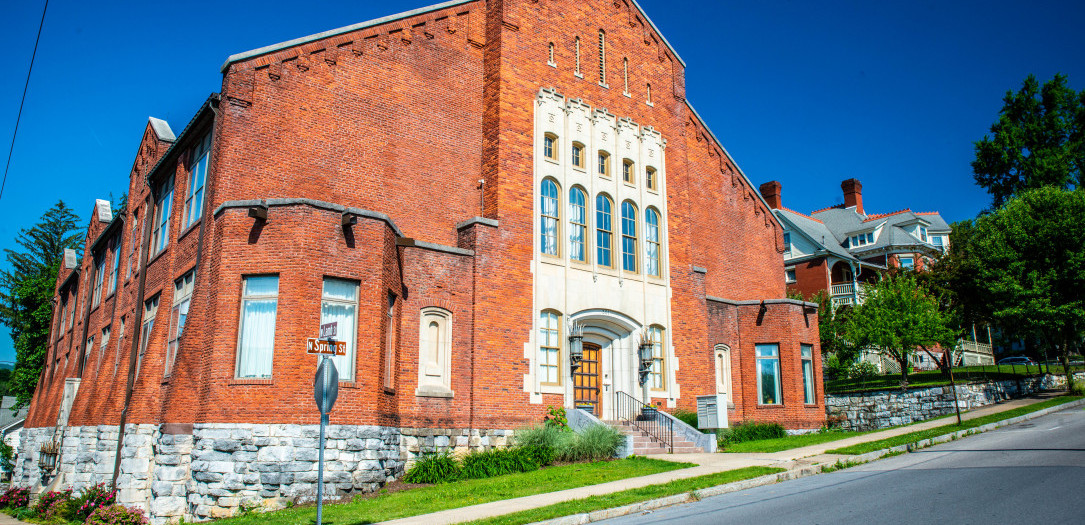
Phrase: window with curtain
[
  {"left": 756, "top": 343, "right": 781, "bottom": 405},
  {"left": 166, "top": 270, "right": 196, "bottom": 377},
  {"left": 236, "top": 275, "right": 278, "bottom": 378},
  {"left": 621, "top": 201, "right": 637, "bottom": 272},
  {"left": 540, "top": 179, "right": 559, "bottom": 256},
  {"left": 596, "top": 194, "right": 613, "bottom": 267},
  {"left": 645, "top": 208, "right": 661, "bottom": 277},
  {"left": 802, "top": 344, "right": 815, "bottom": 404},
  {"left": 569, "top": 187, "right": 587, "bottom": 262},
  {"left": 321, "top": 278, "right": 358, "bottom": 381},
  {"left": 151, "top": 177, "right": 174, "bottom": 256},
  {"left": 648, "top": 325, "right": 664, "bottom": 390},
  {"left": 137, "top": 295, "right": 159, "bottom": 380},
  {"left": 539, "top": 310, "right": 561, "bottom": 385},
  {"left": 185, "top": 131, "right": 212, "bottom": 229}
]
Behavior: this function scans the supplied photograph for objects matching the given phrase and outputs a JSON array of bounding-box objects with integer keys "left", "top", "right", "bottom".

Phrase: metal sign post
[{"left": 313, "top": 334, "right": 339, "bottom": 525}]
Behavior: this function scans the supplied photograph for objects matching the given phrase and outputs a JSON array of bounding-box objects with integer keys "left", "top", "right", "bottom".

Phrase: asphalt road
[{"left": 602, "top": 406, "right": 1085, "bottom": 525}]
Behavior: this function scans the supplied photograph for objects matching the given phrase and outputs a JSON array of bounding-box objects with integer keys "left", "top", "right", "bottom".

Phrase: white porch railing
[
  {"left": 831, "top": 296, "right": 853, "bottom": 308},
  {"left": 959, "top": 340, "right": 993, "bottom": 356},
  {"left": 830, "top": 283, "right": 854, "bottom": 296}
]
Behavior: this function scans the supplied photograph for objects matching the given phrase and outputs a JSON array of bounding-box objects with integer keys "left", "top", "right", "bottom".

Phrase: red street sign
[
  {"left": 319, "top": 322, "right": 338, "bottom": 339},
  {"left": 306, "top": 338, "right": 346, "bottom": 356}
]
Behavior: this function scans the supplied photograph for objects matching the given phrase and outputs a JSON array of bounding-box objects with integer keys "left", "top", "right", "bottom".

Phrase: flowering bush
[
  {"left": 33, "top": 488, "right": 73, "bottom": 516},
  {"left": 0, "top": 486, "right": 30, "bottom": 508},
  {"left": 85, "top": 505, "right": 148, "bottom": 525},
  {"left": 75, "top": 483, "right": 118, "bottom": 520}
]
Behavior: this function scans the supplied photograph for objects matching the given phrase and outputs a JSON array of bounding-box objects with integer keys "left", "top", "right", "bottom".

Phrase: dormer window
[
  {"left": 849, "top": 232, "right": 874, "bottom": 248},
  {"left": 783, "top": 232, "right": 792, "bottom": 256},
  {"left": 919, "top": 226, "right": 928, "bottom": 242}
]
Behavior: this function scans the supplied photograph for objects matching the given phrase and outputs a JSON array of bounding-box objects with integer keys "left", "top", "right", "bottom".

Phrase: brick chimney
[
  {"left": 759, "top": 180, "right": 782, "bottom": 209},
  {"left": 841, "top": 178, "right": 864, "bottom": 215}
]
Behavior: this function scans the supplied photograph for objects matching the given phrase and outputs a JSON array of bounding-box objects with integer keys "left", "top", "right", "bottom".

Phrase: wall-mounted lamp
[
  {"left": 568, "top": 321, "right": 584, "bottom": 372},
  {"left": 637, "top": 329, "right": 653, "bottom": 386},
  {"left": 38, "top": 439, "right": 60, "bottom": 472},
  {"left": 341, "top": 212, "right": 357, "bottom": 226}
]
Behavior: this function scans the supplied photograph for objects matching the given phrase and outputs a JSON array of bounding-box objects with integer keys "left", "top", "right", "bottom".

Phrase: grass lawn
[
  {"left": 721, "top": 430, "right": 867, "bottom": 453},
  {"left": 210, "top": 457, "right": 691, "bottom": 525},
  {"left": 467, "top": 466, "right": 785, "bottom": 525},
  {"left": 827, "top": 395, "right": 1084, "bottom": 455}
]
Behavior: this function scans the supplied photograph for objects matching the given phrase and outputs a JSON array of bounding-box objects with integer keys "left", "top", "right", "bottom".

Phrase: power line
[{"left": 0, "top": 0, "right": 50, "bottom": 204}]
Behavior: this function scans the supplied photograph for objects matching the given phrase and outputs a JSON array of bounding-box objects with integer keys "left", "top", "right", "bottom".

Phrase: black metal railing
[{"left": 615, "top": 391, "right": 673, "bottom": 453}]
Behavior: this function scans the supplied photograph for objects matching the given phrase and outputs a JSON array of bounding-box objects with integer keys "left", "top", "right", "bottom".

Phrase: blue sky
[{"left": 1, "top": 0, "right": 1084, "bottom": 363}]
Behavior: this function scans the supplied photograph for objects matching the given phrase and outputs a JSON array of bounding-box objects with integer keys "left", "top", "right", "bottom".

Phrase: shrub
[
  {"left": 1071, "top": 382, "right": 1085, "bottom": 396},
  {"left": 514, "top": 424, "right": 568, "bottom": 466},
  {"left": 85, "top": 505, "right": 148, "bottom": 525},
  {"left": 34, "top": 488, "right": 73, "bottom": 517},
  {"left": 544, "top": 406, "right": 568, "bottom": 429},
  {"left": 402, "top": 452, "right": 461, "bottom": 484},
  {"left": 556, "top": 424, "right": 624, "bottom": 462},
  {"left": 517, "top": 444, "right": 555, "bottom": 468},
  {"left": 462, "top": 447, "right": 540, "bottom": 479},
  {"left": 0, "top": 486, "right": 30, "bottom": 509},
  {"left": 74, "top": 483, "right": 118, "bottom": 520},
  {"left": 717, "top": 421, "right": 787, "bottom": 448},
  {"left": 673, "top": 409, "right": 698, "bottom": 429}
]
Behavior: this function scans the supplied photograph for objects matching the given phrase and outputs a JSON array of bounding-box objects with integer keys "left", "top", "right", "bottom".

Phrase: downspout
[{"left": 112, "top": 196, "right": 154, "bottom": 488}]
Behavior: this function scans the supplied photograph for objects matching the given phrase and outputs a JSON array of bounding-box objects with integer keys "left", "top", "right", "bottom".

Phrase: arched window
[
  {"left": 598, "top": 151, "right": 611, "bottom": 178},
  {"left": 646, "top": 83, "right": 652, "bottom": 105},
  {"left": 645, "top": 208, "right": 661, "bottom": 277},
  {"left": 548, "top": 42, "right": 555, "bottom": 65},
  {"left": 539, "top": 310, "right": 561, "bottom": 385},
  {"left": 595, "top": 194, "right": 613, "bottom": 267},
  {"left": 569, "top": 187, "right": 588, "bottom": 263},
  {"left": 571, "top": 142, "right": 585, "bottom": 169},
  {"left": 597, "top": 30, "right": 606, "bottom": 85},
  {"left": 543, "top": 133, "right": 558, "bottom": 160},
  {"left": 648, "top": 325, "right": 665, "bottom": 390},
  {"left": 621, "top": 201, "right": 638, "bottom": 272},
  {"left": 646, "top": 167, "right": 658, "bottom": 191},
  {"left": 715, "top": 344, "right": 732, "bottom": 403},
  {"left": 623, "top": 159, "right": 635, "bottom": 184},
  {"left": 417, "top": 307, "right": 453, "bottom": 396},
  {"left": 540, "top": 179, "right": 560, "bottom": 256},
  {"left": 575, "top": 37, "right": 581, "bottom": 75}
]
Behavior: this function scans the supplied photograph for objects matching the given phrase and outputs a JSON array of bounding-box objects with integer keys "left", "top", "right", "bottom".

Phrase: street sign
[
  {"left": 314, "top": 357, "right": 339, "bottom": 414},
  {"left": 319, "top": 321, "right": 338, "bottom": 339},
  {"left": 306, "top": 338, "right": 347, "bottom": 356}
]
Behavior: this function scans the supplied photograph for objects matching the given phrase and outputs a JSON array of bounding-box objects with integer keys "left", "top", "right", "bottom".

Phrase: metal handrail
[{"left": 615, "top": 391, "right": 673, "bottom": 453}]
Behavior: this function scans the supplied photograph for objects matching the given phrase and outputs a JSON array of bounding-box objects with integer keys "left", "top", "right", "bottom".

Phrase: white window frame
[
  {"left": 99, "top": 326, "right": 111, "bottom": 372},
  {"left": 321, "top": 277, "right": 359, "bottom": 382},
  {"left": 783, "top": 232, "right": 792, "bottom": 256},
  {"left": 184, "top": 132, "right": 212, "bottom": 229},
  {"left": 801, "top": 344, "right": 815, "bottom": 404},
  {"left": 236, "top": 275, "right": 279, "bottom": 379},
  {"left": 91, "top": 255, "right": 104, "bottom": 308},
  {"left": 785, "top": 269, "right": 797, "bottom": 283},
  {"left": 109, "top": 234, "right": 121, "bottom": 296},
  {"left": 715, "top": 344, "right": 732, "bottom": 404},
  {"left": 648, "top": 325, "right": 665, "bottom": 391},
  {"left": 900, "top": 256, "right": 915, "bottom": 270},
  {"left": 151, "top": 177, "right": 174, "bottom": 256},
  {"left": 166, "top": 270, "right": 196, "bottom": 377},
  {"left": 137, "top": 295, "right": 159, "bottom": 380}
]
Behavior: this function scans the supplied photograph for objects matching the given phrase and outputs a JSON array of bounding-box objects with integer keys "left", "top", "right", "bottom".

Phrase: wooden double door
[{"left": 573, "top": 342, "right": 602, "bottom": 416}]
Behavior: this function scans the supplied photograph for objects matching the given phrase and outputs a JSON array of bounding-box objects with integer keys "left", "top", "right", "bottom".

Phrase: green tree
[
  {"left": 972, "top": 74, "right": 1085, "bottom": 208},
  {"left": 968, "top": 186, "right": 1085, "bottom": 388},
  {"left": 843, "top": 272, "right": 956, "bottom": 387},
  {"left": 0, "top": 201, "right": 83, "bottom": 409}
]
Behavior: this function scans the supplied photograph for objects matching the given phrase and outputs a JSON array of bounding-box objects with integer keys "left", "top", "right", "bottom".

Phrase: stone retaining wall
[
  {"left": 825, "top": 373, "right": 1085, "bottom": 431},
  {"left": 12, "top": 424, "right": 511, "bottom": 524}
]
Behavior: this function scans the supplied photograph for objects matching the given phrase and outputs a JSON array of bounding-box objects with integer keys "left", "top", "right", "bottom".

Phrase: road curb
[{"left": 527, "top": 397, "right": 1085, "bottom": 525}]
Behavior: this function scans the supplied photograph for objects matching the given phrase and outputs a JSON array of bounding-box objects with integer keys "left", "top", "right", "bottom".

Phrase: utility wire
[{"left": 0, "top": 0, "right": 50, "bottom": 204}]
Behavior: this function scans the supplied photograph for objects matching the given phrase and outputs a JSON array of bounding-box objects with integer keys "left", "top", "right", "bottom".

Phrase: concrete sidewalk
[{"left": 382, "top": 393, "right": 1071, "bottom": 525}]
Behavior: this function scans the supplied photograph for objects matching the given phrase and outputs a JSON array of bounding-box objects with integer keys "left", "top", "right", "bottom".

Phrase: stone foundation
[
  {"left": 825, "top": 373, "right": 1084, "bottom": 431},
  {"left": 12, "top": 423, "right": 512, "bottom": 523}
]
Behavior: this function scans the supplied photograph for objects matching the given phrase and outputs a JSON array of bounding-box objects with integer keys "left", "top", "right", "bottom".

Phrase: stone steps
[{"left": 606, "top": 421, "right": 704, "bottom": 455}]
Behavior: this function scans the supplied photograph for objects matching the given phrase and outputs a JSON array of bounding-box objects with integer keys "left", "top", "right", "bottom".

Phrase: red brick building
[{"left": 17, "top": 1, "right": 821, "bottom": 520}]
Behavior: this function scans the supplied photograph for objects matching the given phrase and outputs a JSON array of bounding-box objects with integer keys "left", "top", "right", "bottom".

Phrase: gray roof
[
  {"left": 0, "top": 397, "right": 27, "bottom": 432},
  {"left": 805, "top": 207, "right": 946, "bottom": 258},
  {"left": 917, "top": 212, "right": 950, "bottom": 231},
  {"left": 774, "top": 209, "right": 856, "bottom": 262}
]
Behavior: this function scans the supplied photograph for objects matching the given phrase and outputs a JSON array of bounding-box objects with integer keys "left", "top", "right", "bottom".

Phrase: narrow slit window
[
  {"left": 598, "top": 30, "right": 606, "bottom": 85},
  {"left": 575, "top": 37, "right": 581, "bottom": 75},
  {"left": 623, "top": 58, "right": 629, "bottom": 94},
  {"left": 548, "top": 42, "right": 555, "bottom": 65},
  {"left": 646, "top": 83, "right": 652, "bottom": 104}
]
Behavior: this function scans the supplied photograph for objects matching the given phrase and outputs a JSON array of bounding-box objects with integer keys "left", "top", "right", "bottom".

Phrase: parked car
[{"left": 997, "top": 356, "right": 1037, "bottom": 365}]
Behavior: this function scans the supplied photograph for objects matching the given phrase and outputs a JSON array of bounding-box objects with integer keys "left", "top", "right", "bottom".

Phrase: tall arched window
[
  {"left": 646, "top": 83, "right": 652, "bottom": 104},
  {"left": 541, "top": 179, "right": 560, "bottom": 256},
  {"left": 645, "top": 208, "right": 661, "bottom": 277},
  {"left": 714, "top": 344, "right": 732, "bottom": 403},
  {"left": 623, "top": 57, "right": 629, "bottom": 94},
  {"left": 569, "top": 187, "right": 588, "bottom": 263},
  {"left": 621, "top": 201, "right": 638, "bottom": 272},
  {"left": 548, "top": 42, "right": 555, "bottom": 65},
  {"left": 648, "top": 325, "right": 665, "bottom": 390},
  {"left": 596, "top": 194, "right": 613, "bottom": 267},
  {"left": 539, "top": 310, "right": 561, "bottom": 385},
  {"left": 597, "top": 30, "right": 606, "bottom": 85}
]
